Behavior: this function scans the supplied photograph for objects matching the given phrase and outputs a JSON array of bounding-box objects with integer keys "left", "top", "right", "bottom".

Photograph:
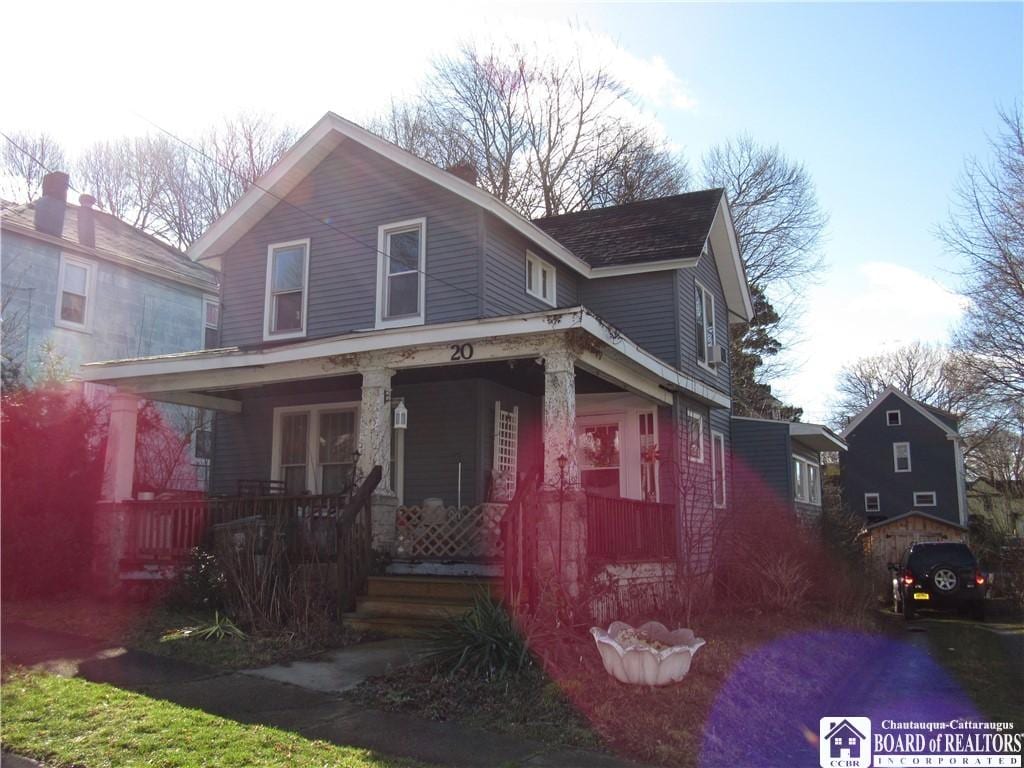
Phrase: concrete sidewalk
[{"left": 1, "top": 622, "right": 642, "bottom": 768}]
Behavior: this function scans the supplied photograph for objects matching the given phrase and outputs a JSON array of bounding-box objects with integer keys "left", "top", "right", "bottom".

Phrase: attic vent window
[
  {"left": 525, "top": 251, "right": 556, "bottom": 306},
  {"left": 886, "top": 410, "right": 901, "bottom": 426}
]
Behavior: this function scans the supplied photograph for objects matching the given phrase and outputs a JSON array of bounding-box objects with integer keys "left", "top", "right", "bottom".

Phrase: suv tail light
[
  {"left": 901, "top": 569, "right": 915, "bottom": 586},
  {"left": 975, "top": 570, "right": 986, "bottom": 586}
]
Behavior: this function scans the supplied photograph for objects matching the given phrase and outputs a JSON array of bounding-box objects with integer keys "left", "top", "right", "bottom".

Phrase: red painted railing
[{"left": 585, "top": 494, "right": 677, "bottom": 562}]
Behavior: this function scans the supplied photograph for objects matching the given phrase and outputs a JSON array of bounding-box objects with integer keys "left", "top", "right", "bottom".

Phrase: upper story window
[
  {"left": 711, "top": 430, "right": 726, "bottom": 508},
  {"left": 55, "top": 254, "right": 95, "bottom": 331},
  {"left": 793, "top": 455, "right": 821, "bottom": 505},
  {"left": 264, "top": 239, "right": 309, "bottom": 341},
  {"left": 695, "top": 281, "right": 716, "bottom": 369},
  {"left": 526, "top": 251, "right": 556, "bottom": 306},
  {"left": 913, "top": 491, "right": 937, "bottom": 507},
  {"left": 886, "top": 410, "right": 902, "bottom": 426},
  {"left": 893, "top": 442, "right": 912, "bottom": 473},
  {"left": 864, "top": 493, "right": 880, "bottom": 513},
  {"left": 203, "top": 295, "right": 220, "bottom": 349},
  {"left": 376, "top": 218, "right": 426, "bottom": 328},
  {"left": 686, "top": 409, "right": 704, "bottom": 463}
]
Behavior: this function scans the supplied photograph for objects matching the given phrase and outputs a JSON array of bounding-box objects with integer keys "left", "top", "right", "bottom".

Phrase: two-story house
[
  {"left": 840, "top": 386, "right": 968, "bottom": 526},
  {"left": 1, "top": 172, "right": 220, "bottom": 489},
  {"left": 81, "top": 112, "right": 753, "bottom": 616}
]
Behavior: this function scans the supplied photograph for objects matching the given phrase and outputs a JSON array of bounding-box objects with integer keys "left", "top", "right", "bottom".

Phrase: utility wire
[
  {"left": 131, "top": 112, "right": 487, "bottom": 310},
  {"left": 0, "top": 131, "right": 86, "bottom": 197}
]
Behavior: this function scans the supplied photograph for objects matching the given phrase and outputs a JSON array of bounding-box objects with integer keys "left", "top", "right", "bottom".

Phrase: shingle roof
[
  {"left": 918, "top": 400, "right": 961, "bottom": 431},
  {"left": 532, "top": 188, "right": 724, "bottom": 269},
  {"left": 1, "top": 199, "right": 217, "bottom": 288}
]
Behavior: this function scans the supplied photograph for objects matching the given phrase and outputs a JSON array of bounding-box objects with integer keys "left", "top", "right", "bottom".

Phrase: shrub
[
  {"left": 428, "top": 592, "right": 533, "bottom": 680},
  {"left": 166, "top": 547, "right": 226, "bottom": 611}
]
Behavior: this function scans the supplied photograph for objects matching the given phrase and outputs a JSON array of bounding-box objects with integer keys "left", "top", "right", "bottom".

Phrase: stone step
[
  {"left": 355, "top": 595, "right": 474, "bottom": 621},
  {"left": 342, "top": 614, "right": 441, "bottom": 638},
  {"left": 365, "top": 575, "right": 499, "bottom": 601}
]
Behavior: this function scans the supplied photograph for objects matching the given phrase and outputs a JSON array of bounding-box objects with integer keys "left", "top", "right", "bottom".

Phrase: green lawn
[{"left": 1, "top": 670, "right": 423, "bottom": 768}]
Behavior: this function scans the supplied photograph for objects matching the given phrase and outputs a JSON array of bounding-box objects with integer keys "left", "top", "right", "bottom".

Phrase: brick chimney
[
  {"left": 33, "top": 171, "right": 69, "bottom": 237},
  {"left": 78, "top": 194, "right": 96, "bottom": 247},
  {"left": 445, "top": 162, "right": 478, "bottom": 186}
]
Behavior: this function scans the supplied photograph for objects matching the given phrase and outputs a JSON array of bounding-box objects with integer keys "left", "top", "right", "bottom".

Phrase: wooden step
[
  {"left": 354, "top": 595, "right": 473, "bottom": 621},
  {"left": 365, "top": 575, "right": 499, "bottom": 601},
  {"left": 342, "top": 614, "right": 441, "bottom": 638}
]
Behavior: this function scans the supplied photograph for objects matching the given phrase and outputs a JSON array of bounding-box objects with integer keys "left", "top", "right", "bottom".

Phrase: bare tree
[
  {"left": 1, "top": 131, "right": 67, "bottom": 202},
  {"left": 372, "top": 42, "right": 688, "bottom": 218},
  {"left": 76, "top": 136, "right": 167, "bottom": 233},
  {"left": 943, "top": 106, "right": 1024, "bottom": 402}
]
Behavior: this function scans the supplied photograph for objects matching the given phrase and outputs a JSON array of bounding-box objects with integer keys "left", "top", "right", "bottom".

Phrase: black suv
[{"left": 891, "top": 542, "right": 987, "bottom": 620}]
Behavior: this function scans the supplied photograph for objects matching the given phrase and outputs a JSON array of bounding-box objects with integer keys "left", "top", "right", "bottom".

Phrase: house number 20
[{"left": 450, "top": 343, "right": 474, "bottom": 361}]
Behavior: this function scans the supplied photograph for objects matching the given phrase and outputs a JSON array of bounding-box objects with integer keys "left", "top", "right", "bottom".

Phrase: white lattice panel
[{"left": 395, "top": 504, "right": 506, "bottom": 560}]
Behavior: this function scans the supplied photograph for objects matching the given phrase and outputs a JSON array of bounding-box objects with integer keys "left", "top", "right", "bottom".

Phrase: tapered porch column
[
  {"left": 542, "top": 345, "right": 580, "bottom": 489},
  {"left": 101, "top": 391, "right": 139, "bottom": 501},
  {"left": 357, "top": 367, "right": 395, "bottom": 495}
]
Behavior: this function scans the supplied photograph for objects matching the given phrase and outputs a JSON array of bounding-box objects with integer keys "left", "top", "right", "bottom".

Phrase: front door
[{"left": 576, "top": 415, "right": 624, "bottom": 497}]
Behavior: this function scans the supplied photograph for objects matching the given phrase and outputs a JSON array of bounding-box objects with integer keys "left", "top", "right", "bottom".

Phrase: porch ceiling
[{"left": 81, "top": 306, "right": 730, "bottom": 410}]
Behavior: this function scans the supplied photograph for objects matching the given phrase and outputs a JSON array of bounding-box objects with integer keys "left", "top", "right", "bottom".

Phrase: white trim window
[
  {"left": 376, "top": 218, "right": 426, "bottom": 328},
  {"left": 264, "top": 239, "right": 310, "bottom": 340},
  {"left": 913, "top": 491, "right": 937, "bottom": 507},
  {"left": 694, "top": 281, "right": 716, "bottom": 369},
  {"left": 271, "top": 402, "right": 359, "bottom": 495},
  {"left": 55, "top": 254, "right": 96, "bottom": 331},
  {"left": 191, "top": 409, "right": 214, "bottom": 463},
  {"left": 202, "top": 295, "right": 220, "bottom": 349},
  {"left": 864, "top": 492, "right": 881, "bottom": 513},
  {"left": 639, "top": 410, "right": 659, "bottom": 502},
  {"left": 686, "top": 409, "right": 704, "bottom": 463},
  {"left": 893, "top": 442, "right": 912, "bottom": 473},
  {"left": 711, "top": 430, "right": 726, "bottom": 508},
  {"left": 886, "top": 409, "right": 902, "bottom": 426},
  {"left": 525, "top": 251, "right": 556, "bottom": 306},
  {"left": 793, "top": 455, "right": 821, "bottom": 505}
]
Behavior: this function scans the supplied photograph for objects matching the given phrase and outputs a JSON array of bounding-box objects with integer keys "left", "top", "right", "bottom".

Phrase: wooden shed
[{"left": 861, "top": 511, "right": 969, "bottom": 568}]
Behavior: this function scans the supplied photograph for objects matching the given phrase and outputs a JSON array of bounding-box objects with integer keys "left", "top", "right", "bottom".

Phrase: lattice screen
[
  {"left": 492, "top": 401, "right": 518, "bottom": 500},
  {"left": 395, "top": 504, "right": 505, "bottom": 560}
]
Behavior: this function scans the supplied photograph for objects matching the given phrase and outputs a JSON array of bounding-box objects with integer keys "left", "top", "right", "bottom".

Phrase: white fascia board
[
  {"left": 82, "top": 305, "right": 730, "bottom": 408},
  {"left": 789, "top": 422, "right": 848, "bottom": 452},
  {"left": 840, "top": 385, "right": 959, "bottom": 439},
  {"left": 707, "top": 194, "right": 754, "bottom": 324},
  {"left": 589, "top": 258, "right": 699, "bottom": 278}
]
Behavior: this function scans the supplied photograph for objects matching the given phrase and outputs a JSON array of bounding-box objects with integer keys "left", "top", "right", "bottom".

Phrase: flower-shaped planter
[{"left": 590, "top": 621, "right": 705, "bottom": 686}]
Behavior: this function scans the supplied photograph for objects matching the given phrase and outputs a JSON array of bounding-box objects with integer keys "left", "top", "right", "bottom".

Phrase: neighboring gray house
[
  {"left": 1, "top": 172, "right": 220, "bottom": 489},
  {"left": 81, "top": 113, "right": 754, "bottom": 620},
  {"left": 840, "top": 386, "right": 968, "bottom": 526},
  {"left": 730, "top": 416, "right": 847, "bottom": 524}
]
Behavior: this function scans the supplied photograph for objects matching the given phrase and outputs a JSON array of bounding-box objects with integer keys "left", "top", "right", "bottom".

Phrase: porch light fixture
[{"left": 393, "top": 399, "right": 408, "bottom": 430}]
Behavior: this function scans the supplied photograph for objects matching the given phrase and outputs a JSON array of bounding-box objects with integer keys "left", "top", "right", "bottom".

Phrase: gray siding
[
  {"left": 219, "top": 141, "right": 482, "bottom": 347},
  {"left": 840, "top": 393, "right": 961, "bottom": 523},
  {"left": 580, "top": 271, "right": 679, "bottom": 365},
  {"left": 730, "top": 418, "right": 792, "bottom": 513},
  {"left": 482, "top": 217, "right": 580, "bottom": 317},
  {"left": 676, "top": 245, "right": 730, "bottom": 396}
]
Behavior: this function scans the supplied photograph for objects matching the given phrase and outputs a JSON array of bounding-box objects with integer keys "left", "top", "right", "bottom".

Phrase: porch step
[
  {"left": 365, "top": 575, "right": 499, "bottom": 601},
  {"left": 346, "top": 575, "right": 501, "bottom": 637}
]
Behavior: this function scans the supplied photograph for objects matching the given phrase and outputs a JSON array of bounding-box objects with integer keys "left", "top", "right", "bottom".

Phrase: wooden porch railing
[
  {"left": 585, "top": 494, "right": 677, "bottom": 562},
  {"left": 501, "top": 466, "right": 541, "bottom": 607}
]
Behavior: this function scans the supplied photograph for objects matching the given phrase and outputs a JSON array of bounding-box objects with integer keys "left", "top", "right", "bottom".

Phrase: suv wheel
[{"left": 932, "top": 567, "right": 958, "bottom": 593}]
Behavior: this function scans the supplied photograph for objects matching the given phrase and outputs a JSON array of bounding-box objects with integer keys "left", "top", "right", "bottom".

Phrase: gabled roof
[
  {"left": 864, "top": 511, "right": 968, "bottom": 532},
  {"left": 1, "top": 199, "right": 217, "bottom": 290},
  {"left": 186, "top": 111, "right": 753, "bottom": 322},
  {"left": 824, "top": 719, "right": 866, "bottom": 740},
  {"left": 840, "top": 386, "right": 961, "bottom": 440}
]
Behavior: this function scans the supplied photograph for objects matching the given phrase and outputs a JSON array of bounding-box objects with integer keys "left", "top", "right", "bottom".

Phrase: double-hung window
[
  {"left": 793, "top": 456, "right": 821, "bottom": 505},
  {"left": 525, "top": 251, "right": 556, "bottom": 306},
  {"left": 55, "top": 254, "right": 95, "bottom": 330},
  {"left": 273, "top": 402, "right": 359, "bottom": 495},
  {"left": 686, "top": 410, "right": 704, "bottom": 463},
  {"left": 203, "top": 295, "right": 220, "bottom": 349},
  {"left": 376, "top": 218, "right": 426, "bottom": 328},
  {"left": 695, "top": 281, "right": 716, "bottom": 368},
  {"left": 893, "top": 442, "right": 911, "bottom": 473},
  {"left": 711, "top": 430, "right": 726, "bottom": 508},
  {"left": 864, "top": 493, "right": 880, "bottom": 513},
  {"left": 264, "top": 239, "right": 309, "bottom": 340}
]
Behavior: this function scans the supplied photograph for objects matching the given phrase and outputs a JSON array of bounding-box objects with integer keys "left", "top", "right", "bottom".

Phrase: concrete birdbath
[{"left": 590, "top": 621, "right": 706, "bottom": 686}]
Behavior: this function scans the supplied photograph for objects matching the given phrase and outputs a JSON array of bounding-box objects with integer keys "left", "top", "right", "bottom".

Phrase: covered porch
[{"left": 84, "top": 307, "right": 726, "bottom": 601}]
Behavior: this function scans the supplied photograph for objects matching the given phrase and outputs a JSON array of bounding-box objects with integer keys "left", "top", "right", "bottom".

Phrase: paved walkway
[{"left": 1, "top": 622, "right": 642, "bottom": 768}]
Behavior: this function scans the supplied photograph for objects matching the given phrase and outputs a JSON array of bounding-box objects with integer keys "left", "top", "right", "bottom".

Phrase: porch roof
[{"left": 81, "top": 306, "right": 731, "bottom": 410}]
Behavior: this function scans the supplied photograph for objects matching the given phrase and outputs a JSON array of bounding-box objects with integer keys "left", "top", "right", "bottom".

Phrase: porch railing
[{"left": 585, "top": 494, "right": 677, "bottom": 562}]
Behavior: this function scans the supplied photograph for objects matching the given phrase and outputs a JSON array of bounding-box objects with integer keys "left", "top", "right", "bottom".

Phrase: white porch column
[
  {"left": 542, "top": 345, "right": 580, "bottom": 489},
  {"left": 357, "top": 367, "right": 395, "bottom": 496},
  {"left": 101, "top": 391, "right": 139, "bottom": 501}
]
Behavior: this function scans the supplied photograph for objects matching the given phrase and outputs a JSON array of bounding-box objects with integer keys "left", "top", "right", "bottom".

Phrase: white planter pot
[{"left": 590, "top": 621, "right": 705, "bottom": 686}]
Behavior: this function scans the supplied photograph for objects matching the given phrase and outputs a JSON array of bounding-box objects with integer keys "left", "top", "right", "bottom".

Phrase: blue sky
[{"left": 4, "top": 1, "right": 1021, "bottom": 421}]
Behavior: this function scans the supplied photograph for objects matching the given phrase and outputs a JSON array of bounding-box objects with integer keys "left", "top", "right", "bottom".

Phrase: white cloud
[{"left": 772, "top": 261, "right": 968, "bottom": 423}]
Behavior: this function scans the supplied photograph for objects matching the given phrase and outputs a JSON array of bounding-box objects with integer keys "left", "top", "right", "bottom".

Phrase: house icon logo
[{"left": 819, "top": 716, "right": 871, "bottom": 768}]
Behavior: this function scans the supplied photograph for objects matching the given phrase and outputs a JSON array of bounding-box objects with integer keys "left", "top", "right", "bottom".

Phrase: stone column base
[
  {"left": 370, "top": 492, "right": 400, "bottom": 554},
  {"left": 532, "top": 489, "right": 587, "bottom": 598}
]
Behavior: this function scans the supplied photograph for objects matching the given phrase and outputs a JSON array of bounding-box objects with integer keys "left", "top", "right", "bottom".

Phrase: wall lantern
[{"left": 393, "top": 399, "right": 408, "bottom": 430}]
